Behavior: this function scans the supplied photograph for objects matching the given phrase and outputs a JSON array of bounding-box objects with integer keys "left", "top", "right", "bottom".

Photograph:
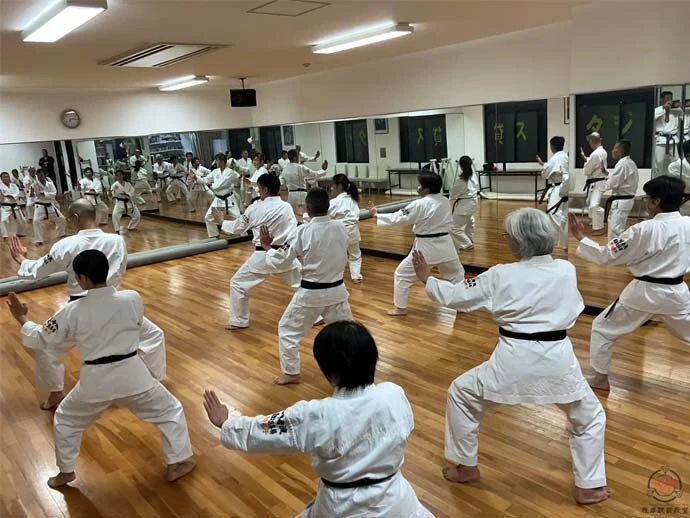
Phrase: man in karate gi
[
  {"left": 369, "top": 172, "right": 464, "bottom": 316},
  {"left": 211, "top": 172, "right": 300, "bottom": 330},
  {"left": 243, "top": 152, "right": 269, "bottom": 207},
  {"left": 79, "top": 167, "right": 109, "bottom": 226},
  {"left": 110, "top": 169, "right": 141, "bottom": 233},
  {"left": 259, "top": 187, "right": 352, "bottom": 385},
  {"left": 580, "top": 132, "right": 608, "bottom": 232},
  {"left": 1, "top": 171, "right": 27, "bottom": 239},
  {"left": 32, "top": 169, "right": 67, "bottom": 245},
  {"left": 187, "top": 157, "right": 213, "bottom": 214},
  {"left": 296, "top": 144, "right": 321, "bottom": 164},
  {"left": 236, "top": 149, "right": 255, "bottom": 209},
  {"left": 6, "top": 250, "right": 194, "bottom": 488},
  {"left": 653, "top": 91, "right": 680, "bottom": 175},
  {"left": 603, "top": 140, "right": 638, "bottom": 240},
  {"left": 570, "top": 175, "right": 690, "bottom": 391},
  {"left": 152, "top": 155, "right": 172, "bottom": 200},
  {"left": 204, "top": 154, "right": 241, "bottom": 238},
  {"left": 667, "top": 140, "right": 690, "bottom": 216},
  {"left": 128, "top": 149, "right": 147, "bottom": 169},
  {"left": 9, "top": 200, "right": 167, "bottom": 409},
  {"left": 537, "top": 136, "right": 569, "bottom": 249},
  {"left": 23, "top": 167, "right": 37, "bottom": 222},
  {"left": 280, "top": 149, "right": 328, "bottom": 214},
  {"left": 277, "top": 150, "right": 290, "bottom": 173},
  {"left": 166, "top": 156, "right": 191, "bottom": 208}
]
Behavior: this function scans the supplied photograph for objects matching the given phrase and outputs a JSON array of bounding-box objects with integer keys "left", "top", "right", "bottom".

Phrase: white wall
[
  {"left": 0, "top": 141, "right": 54, "bottom": 172},
  {"left": 76, "top": 140, "right": 99, "bottom": 174}
]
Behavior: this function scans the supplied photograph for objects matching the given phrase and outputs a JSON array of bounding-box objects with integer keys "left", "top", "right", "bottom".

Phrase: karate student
[
  {"left": 132, "top": 160, "right": 154, "bottom": 206},
  {"left": 203, "top": 321, "right": 433, "bottom": 517},
  {"left": 280, "top": 149, "right": 328, "bottom": 213},
  {"left": 1, "top": 171, "right": 27, "bottom": 238},
  {"left": 537, "top": 137, "right": 570, "bottom": 249},
  {"left": 570, "top": 175, "right": 690, "bottom": 392},
  {"left": 603, "top": 140, "right": 639, "bottom": 240},
  {"left": 153, "top": 155, "right": 172, "bottom": 198},
  {"left": 295, "top": 144, "right": 320, "bottom": 164},
  {"left": 32, "top": 168, "right": 67, "bottom": 245},
  {"left": 277, "top": 150, "right": 290, "bottom": 172},
  {"left": 79, "top": 167, "right": 109, "bottom": 226},
  {"left": 6, "top": 250, "right": 195, "bottom": 488},
  {"left": 10, "top": 169, "right": 28, "bottom": 218},
  {"left": 260, "top": 188, "right": 353, "bottom": 385},
  {"left": 23, "top": 167, "right": 37, "bottom": 221},
  {"left": 449, "top": 156, "right": 480, "bottom": 251},
  {"left": 653, "top": 91, "right": 680, "bottom": 175},
  {"left": 187, "top": 157, "right": 213, "bottom": 214},
  {"left": 111, "top": 169, "right": 140, "bottom": 233},
  {"left": 166, "top": 156, "right": 190, "bottom": 207},
  {"left": 183, "top": 151, "right": 194, "bottom": 174},
  {"left": 414, "top": 207, "right": 608, "bottom": 505},
  {"left": 236, "top": 149, "right": 254, "bottom": 208},
  {"left": 580, "top": 132, "right": 608, "bottom": 232},
  {"left": 204, "top": 154, "right": 241, "bottom": 238},
  {"left": 369, "top": 172, "right": 465, "bottom": 316},
  {"left": 667, "top": 140, "right": 690, "bottom": 216},
  {"left": 211, "top": 172, "right": 300, "bottom": 330},
  {"left": 10, "top": 200, "right": 167, "bottom": 409},
  {"left": 128, "top": 148, "right": 146, "bottom": 169},
  {"left": 242, "top": 152, "right": 269, "bottom": 207}
]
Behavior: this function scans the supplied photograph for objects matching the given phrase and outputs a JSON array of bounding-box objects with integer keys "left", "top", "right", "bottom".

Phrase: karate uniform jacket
[
  {"left": 189, "top": 166, "right": 212, "bottom": 192},
  {"left": 111, "top": 181, "right": 136, "bottom": 208},
  {"left": 605, "top": 156, "right": 638, "bottom": 196},
  {"left": 654, "top": 106, "right": 679, "bottom": 145},
  {"left": 79, "top": 177, "right": 104, "bottom": 202},
  {"left": 0, "top": 182, "right": 21, "bottom": 205},
  {"left": 34, "top": 179, "right": 60, "bottom": 209},
  {"left": 280, "top": 163, "right": 326, "bottom": 191},
  {"left": 449, "top": 172, "right": 480, "bottom": 216},
  {"left": 583, "top": 146, "right": 608, "bottom": 179}
]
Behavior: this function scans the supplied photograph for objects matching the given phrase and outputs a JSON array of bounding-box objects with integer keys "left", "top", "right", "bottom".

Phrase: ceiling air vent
[{"left": 100, "top": 43, "right": 226, "bottom": 68}]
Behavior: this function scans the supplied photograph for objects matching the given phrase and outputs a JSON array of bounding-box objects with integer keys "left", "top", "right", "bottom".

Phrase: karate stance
[
  {"left": 261, "top": 188, "right": 353, "bottom": 385},
  {"left": 603, "top": 140, "right": 638, "bottom": 241},
  {"left": 212, "top": 172, "right": 300, "bottom": 329},
  {"left": 414, "top": 208, "right": 608, "bottom": 505},
  {"left": 7, "top": 250, "right": 195, "bottom": 488},
  {"left": 111, "top": 169, "right": 140, "bottom": 233},
  {"left": 23, "top": 167, "right": 37, "bottom": 222},
  {"left": 166, "top": 156, "right": 190, "bottom": 207},
  {"left": 32, "top": 169, "right": 67, "bottom": 245},
  {"left": 570, "top": 175, "right": 690, "bottom": 391},
  {"left": 537, "top": 137, "right": 569, "bottom": 249},
  {"left": 667, "top": 140, "right": 690, "bottom": 216},
  {"left": 187, "top": 157, "right": 213, "bottom": 214},
  {"left": 581, "top": 132, "right": 608, "bottom": 232},
  {"left": 205, "top": 154, "right": 241, "bottom": 238},
  {"left": 236, "top": 149, "right": 255, "bottom": 209},
  {"left": 244, "top": 152, "right": 268, "bottom": 207},
  {"left": 449, "top": 156, "right": 479, "bottom": 251},
  {"left": 10, "top": 200, "right": 167, "bottom": 410},
  {"left": 653, "top": 91, "right": 679, "bottom": 175},
  {"left": 79, "top": 167, "right": 109, "bottom": 226},
  {"left": 132, "top": 160, "right": 155, "bottom": 206},
  {"left": 203, "top": 321, "right": 433, "bottom": 517},
  {"left": 370, "top": 172, "right": 464, "bottom": 316},
  {"left": 1, "top": 171, "right": 27, "bottom": 238},
  {"left": 296, "top": 144, "right": 320, "bottom": 164},
  {"left": 279, "top": 149, "right": 328, "bottom": 214},
  {"left": 153, "top": 155, "right": 172, "bottom": 201}
]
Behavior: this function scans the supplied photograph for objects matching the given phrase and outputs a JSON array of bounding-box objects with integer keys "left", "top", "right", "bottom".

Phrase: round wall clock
[{"left": 60, "top": 109, "right": 81, "bottom": 129}]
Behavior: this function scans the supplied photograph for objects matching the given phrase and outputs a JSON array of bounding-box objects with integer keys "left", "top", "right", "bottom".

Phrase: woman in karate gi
[
  {"left": 203, "top": 321, "right": 433, "bottom": 517},
  {"left": 413, "top": 207, "right": 609, "bottom": 505},
  {"left": 111, "top": 169, "right": 141, "bottom": 233},
  {"left": 449, "top": 156, "right": 480, "bottom": 251}
]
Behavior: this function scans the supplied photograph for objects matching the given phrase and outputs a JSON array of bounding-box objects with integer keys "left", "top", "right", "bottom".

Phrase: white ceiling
[{"left": 0, "top": 0, "right": 583, "bottom": 90}]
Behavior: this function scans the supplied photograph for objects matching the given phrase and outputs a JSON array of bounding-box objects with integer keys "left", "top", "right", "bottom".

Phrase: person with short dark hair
[
  {"left": 570, "top": 175, "right": 690, "bottom": 392},
  {"left": 212, "top": 172, "right": 300, "bottom": 330},
  {"left": 277, "top": 149, "right": 289, "bottom": 172},
  {"left": 243, "top": 152, "right": 268, "bottom": 206},
  {"left": 204, "top": 154, "right": 241, "bottom": 238},
  {"left": 183, "top": 151, "right": 194, "bottom": 174},
  {"left": 187, "top": 157, "right": 213, "bottom": 214},
  {"left": 295, "top": 144, "right": 321, "bottom": 164},
  {"left": 580, "top": 132, "right": 608, "bottom": 232},
  {"left": 1, "top": 171, "right": 27, "bottom": 238},
  {"left": 449, "top": 156, "right": 480, "bottom": 250},
  {"left": 259, "top": 187, "right": 353, "bottom": 385},
  {"left": 236, "top": 149, "right": 255, "bottom": 209},
  {"left": 604, "top": 139, "right": 638, "bottom": 240},
  {"left": 132, "top": 159, "right": 154, "bottom": 206},
  {"left": 79, "top": 167, "right": 109, "bottom": 226},
  {"left": 32, "top": 168, "right": 67, "bottom": 245},
  {"left": 153, "top": 155, "right": 172, "bottom": 201},
  {"left": 203, "top": 321, "right": 432, "bottom": 516},
  {"left": 653, "top": 91, "right": 680, "bottom": 175},
  {"left": 537, "top": 137, "right": 569, "bottom": 248},
  {"left": 111, "top": 169, "right": 140, "bottom": 233},
  {"left": 39, "top": 148, "right": 56, "bottom": 183},
  {"left": 280, "top": 149, "right": 328, "bottom": 214},
  {"left": 166, "top": 156, "right": 191, "bottom": 209},
  {"left": 667, "top": 140, "right": 690, "bottom": 216},
  {"left": 369, "top": 171, "right": 464, "bottom": 316},
  {"left": 7, "top": 250, "right": 195, "bottom": 489}
]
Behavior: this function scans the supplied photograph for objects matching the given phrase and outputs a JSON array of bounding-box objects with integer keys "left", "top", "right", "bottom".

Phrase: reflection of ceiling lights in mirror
[
  {"left": 313, "top": 22, "right": 413, "bottom": 54},
  {"left": 22, "top": 0, "right": 108, "bottom": 43},
  {"left": 158, "top": 75, "right": 210, "bottom": 91}
]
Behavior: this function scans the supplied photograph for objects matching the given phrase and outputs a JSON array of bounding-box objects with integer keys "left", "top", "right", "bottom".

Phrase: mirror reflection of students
[
  {"left": 538, "top": 137, "right": 570, "bottom": 250},
  {"left": 580, "top": 132, "right": 608, "bottom": 233},
  {"left": 653, "top": 91, "right": 679, "bottom": 175},
  {"left": 449, "top": 156, "right": 479, "bottom": 251},
  {"left": 667, "top": 140, "right": 690, "bottom": 216}
]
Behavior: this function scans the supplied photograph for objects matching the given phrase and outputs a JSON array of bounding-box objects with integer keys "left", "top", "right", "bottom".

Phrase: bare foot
[
  {"left": 459, "top": 246, "right": 474, "bottom": 251},
  {"left": 352, "top": 279, "right": 363, "bottom": 284},
  {"left": 167, "top": 459, "right": 196, "bottom": 482},
  {"left": 225, "top": 324, "right": 248, "bottom": 330},
  {"left": 47, "top": 471, "right": 76, "bottom": 488},
  {"left": 274, "top": 373, "right": 301, "bottom": 385},
  {"left": 40, "top": 391, "right": 64, "bottom": 411},
  {"left": 588, "top": 373, "right": 610, "bottom": 392},
  {"left": 387, "top": 307, "right": 407, "bottom": 316},
  {"left": 443, "top": 464, "right": 480, "bottom": 483},
  {"left": 313, "top": 317, "right": 325, "bottom": 327},
  {"left": 574, "top": 486, "right": 610, "bottom": 505}
]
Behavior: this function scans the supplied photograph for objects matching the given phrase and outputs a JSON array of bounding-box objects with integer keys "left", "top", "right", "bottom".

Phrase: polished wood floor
[{"left": 1, "top": 249, "right": 688, "bottom": 517}]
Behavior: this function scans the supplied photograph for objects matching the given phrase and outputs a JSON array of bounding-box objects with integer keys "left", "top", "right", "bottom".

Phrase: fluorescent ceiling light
[
  {"left": 313, "top": 23, "right": 414, "bottom": 55},
  {"left": 22, "top": 0, "right": 108, "bottom": 43},
  {"left": 158, "top": 75, "right": 209, "bottom": 91}
]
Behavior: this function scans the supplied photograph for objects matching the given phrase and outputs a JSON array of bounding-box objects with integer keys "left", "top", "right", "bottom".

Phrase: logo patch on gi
[
  {"left": 261, "top": 411, "right": 288, "bottom": 435},
  {"left": 241, "top": 214, "right": 249, "bottom": 223},
  {"left": 42, "top": 318, "right": 59, "bottom": 333},
  {"left": 279, "top": 242, "right": 291, "bottom": 253},
  {"left": 401, "top": 209, "right": 410, "bottom": 216},
  {"left": 43, "top": 254, "right": 54, "bottom": 265},
  {"left": 464, "top": 278, "right": 478, "bottom": 289},
  {"left": 609, "top": 238, "right": 628, "bottom": 254}
]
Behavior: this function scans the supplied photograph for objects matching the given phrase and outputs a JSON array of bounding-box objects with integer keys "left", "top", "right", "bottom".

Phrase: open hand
[
  {"left": 6, "top": 292, "right": 29, "bottom": 324},
  {"left": 9, "top": 235, "right": 27, "bottom": 264},
  {"left": 367, "top": 201, "right": 378, "bottom": 217},
  {"left": 580, "top": 146, "right": 587, "bottom": 160},
  {"left": 569, "top": 213, "right": 586, "bottom": 241},
  {"left": 211, "top": 207, "right": 225, "bottom": 225},
  {"left": 259, "top": 225, "right": 273, "bottom": 250},
  {"left": 412, "top": 250, "right": 431, "bottom": 283},
  {"left": 314, "top": 151, "right": 321, "bottom": 160},
  {"left": 535, "top": 155, "right": 544, "bottom": 166},
  {"left": 321, "top": 160, "right": 328, "bottom": 170},
  {"left": 203, "top": 390, "right": 229, "bottom": 428}
]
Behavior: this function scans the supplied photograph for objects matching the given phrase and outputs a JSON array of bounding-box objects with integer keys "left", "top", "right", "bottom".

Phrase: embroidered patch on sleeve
[
  {"left": 241, "top": 214, "right": 249, "bottom": 223},
  {"left": 464, "top": 278, "right": 478, "bottom": 289},
  {"left": 261, "top": 411, "right": 288, "bottom": 435},
  {"left": 279, "top": 242, "right": 291, "bottom": 253},
  {"left": 401, "top": 209, "right": 410, "bottom": 216},
  {"left": 42, "top": 318, "right": 58, "bottom": 333},
  {"left": 609, "top": 238, "right": 628, "bottom": 254},
  {"left": 43, "top": 254, "right": 54, "bottom": 265}
]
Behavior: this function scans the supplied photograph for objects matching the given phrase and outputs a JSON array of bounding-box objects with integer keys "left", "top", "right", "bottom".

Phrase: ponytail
[
  {"left": 458, "top": 156, "right": 473, "bottom": 182},
  {"left": 333, "top": 173, "right": 359, "bottom": 203}
]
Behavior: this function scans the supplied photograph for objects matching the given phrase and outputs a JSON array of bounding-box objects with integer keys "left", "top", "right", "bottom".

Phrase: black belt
[
  {"left": 322, "top": 472, "right": 397, "bottom": 489},
  {"left": 35, "top": 201, "right": 57, "bottom": 220},
  {"left": 415, "top": 232, "right": 449, "bottom": 238},
  {"left": 115, "top": 196, "right": 132, "bottom": 216},
  {"left": 84, "top": 350, "right": 137, "bottom": 366},
  {"left": 604, "top": 195, "right": 635, "bottom": 222},
  {"left": 634, "top": 275, "right": 684, "bottom": 285},
  {"left": 69, "top": 295, "right": 85, "bottom": 302},
  {"left": 538, "top": 182, "right": 562, "bottom": 204},
  {"left": 301, "top": 279, "right": 344, "bottom": 290},
  {"left": 85, "top": 192, "right": 100, "bottom": 201},
  {"left": 170, "top": 177, "right": 187, "bottom": 185},
  {"left": 214, "top": 192, "right": 234, "bottom": 213},
  {"left": 1, "top": 202, "right": 19, "bottom": 218},
  {"left": 583, "top": 177, "right": 607, "bottom": 197},
  {"left": 657, "top": 133, "right": 676, "bottom": 155},
  {"left": 255, "top": 245, "right": 281, "bottom": 251},
  {"left": 499, "top": 328, "right": 567, "bottom": 341},
  {"left": 452, "top": 198, "right": 475, "bottom": 212},
  {"left": 289, "top": 188, "right": 307, "bottom": 192},
  {"left": 546, "top": 196, "right": 568, "bottom": 215}
]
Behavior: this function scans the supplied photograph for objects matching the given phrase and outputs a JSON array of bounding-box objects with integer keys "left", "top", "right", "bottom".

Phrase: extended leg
[
  {"left": 229, "top": 262, "right": 267, "bottom": 328},
  {"left": 347, "top": 241, "right": 363, "bottom": 282},
  {"left": 138, "top": 317, "right": 167, "bottom": 381},
  {"left": 391, "top": 253, "right": 417, "bottom": 315},
  {"left": 35, "top": 349, "right": 66, "bottom": 410},
  {"left": 275, "top": 299, "right": 320, "bottom": 384}
]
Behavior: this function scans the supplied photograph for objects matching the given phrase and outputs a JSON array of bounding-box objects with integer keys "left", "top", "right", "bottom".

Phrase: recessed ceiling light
[
  {"left": 313, "top": 22, "right": 414, "bottom": 54},
  {"left": 22, "top": 0, "right": 108, "bottom": 43},
  {"left": 158, "top": 75, "right": 209, "bottom": 91}
]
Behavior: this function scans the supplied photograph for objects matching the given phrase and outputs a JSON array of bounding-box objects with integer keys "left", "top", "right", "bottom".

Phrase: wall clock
[{"left": 60, "top": 109, "right": 81, "bottom": 129}]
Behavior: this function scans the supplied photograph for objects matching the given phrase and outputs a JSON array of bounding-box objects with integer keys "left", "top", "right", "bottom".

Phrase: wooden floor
[{"left": 1, "top": 249, "right": 688, "bottom": 518}]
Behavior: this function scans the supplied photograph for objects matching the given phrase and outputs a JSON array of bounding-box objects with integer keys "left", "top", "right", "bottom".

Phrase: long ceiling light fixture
[
  {"left": 312, "top": 22, "right": 414, "bottom": 55},
  {"left": 22, "top": 0, "right": 108, "bottom": 43},
  {"left": 158, "top": 75, "right": 210, "bottom": 91}
]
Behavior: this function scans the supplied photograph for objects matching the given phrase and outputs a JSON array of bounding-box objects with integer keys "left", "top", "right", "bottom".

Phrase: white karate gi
[
  {"left": 17, "top": 229, "right": 167, "bottom": 388},
  {"left": 265, "top": 216, "right": 353, "bottom": 375},
  {"left": 449, "top": 171, "right": 480, "bottom": 250},
  {"left": 166, "top": 165, "right": 190, "bottom": 205},
  {"left": 23, "top": 173, "right": 37, "bottom": 221},
  {"left": 653, "top": 106, "right": 679, "bottom": 175},
  {"left": 204, "top": 167, "right": 241, "bottom": 238},
  {"left": 129, "top": 154, "right": 147, "bottom": 169},
  {"left": 221, "top": 196, "right": 300, "bottom": 328},
  {"left": 425, "top": 256, "right": 607, "bottom": 490},
  {"left": 576, "top": 212, "right": 690, "bottom": 375},
  {"left": 277, "top": 157, "right": 290, "bottom": 173},
  {"left": 79, "top": 177, "right": 109, "bottom": 226},
  {"left": 583, "top": 146, "right": 608, "bottom": 229},
  {"left": 667, "top": 158, "right": 690, "bottom": 216},
  {"left": 604, "top": 156, "right": 638, "bottom": 241},
  {"left": 20, "top": 287, "right": 192, "bottom": 474},
  {"left": 153, "top": 161, "right": 172, "bottom": 199},
  {"left": 236, "top": 157, "right": 254, "bottom": 208},
  {"left": 539, "top": 151, "right": 570, "bottom": 248},
  {"left": 1, "top": 181, "right": 27, "bottom": 238},
  {"left": 220, "top": 382, "right": 433, "bottom": 517},
  {"left": 133, "top": 167, "right": 154, "bottom": 206},
  {"left": 327, "top": 193, "right": 363, "bottom": 281},
  {"left": 377, "top": 194, "right": 465, "bottom": 309},
  {"left": 32, "top": 178, "right": 67, "bottom": 244},
  {"left": 246, "top": 166, "right": 267, "bottom": 206},
  {"left": 111, "top": 180, "right": 140, "bottom": 231},
  {"left": 280, "top": 163, "right": 327, "bottom": 210},
  {"left": 96, "top": 168, "right": 111, "bottom": 194},
  {"left": 299, "top": 150, "right": 318, "bottom": 163},
  {"left": 188, "top": 165, "right": 213, "bottom": 213}
]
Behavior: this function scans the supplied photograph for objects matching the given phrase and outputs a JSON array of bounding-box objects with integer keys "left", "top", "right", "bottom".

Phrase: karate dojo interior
[{"left": 1, "top": 0, "right": 689, "bottom": 516}]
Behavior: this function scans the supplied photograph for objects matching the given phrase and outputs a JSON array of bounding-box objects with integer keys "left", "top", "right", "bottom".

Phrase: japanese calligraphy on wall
[
  {"left": 484, "top": 100, "right": 547, "bottom": 164},
  {"left": 399, "top": 114, "right": 448, "bottom": 163}
]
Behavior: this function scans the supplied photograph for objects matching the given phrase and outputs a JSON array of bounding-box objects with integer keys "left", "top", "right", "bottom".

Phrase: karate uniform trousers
[
  {"left": 133, "top": 180, "right": 154, "bottom": 206},
  {"left": 607, "top": 198, "right": 635, "bottom": 241},
  {"left": 166, "top": 178, "right": 190, "bottom": 205},
  {"left": 84, "top": 193, "right": 109, "bottom": 226},
  {"left": 0, "top": 204, "right": 27, "bottom": 238},
  {"left": 205, "top": 193, "right": 241, "bottom": 238},
  {"left": 33, "top": 202, "right": 67, "bottom": 244},
  {"left": 287, "top": 190, "right": 308, "bottom": 211},
  {"left": 112, "top": 198, "right": 141, "bottom": 231},
  {"left": 346, "top": 226, "right": 363, "bottom": 282},
  {"left": 546, "top": 185, "right": 569, "bottom": 248},
  {"left": 451, "top": 198, "right": 477, "bottom": 250},
  {"left": 587, "top": 182, "right": 606, "bottom": 231},
  {"left": 188, "top": 185, "right": 213, "bottom": 214}
]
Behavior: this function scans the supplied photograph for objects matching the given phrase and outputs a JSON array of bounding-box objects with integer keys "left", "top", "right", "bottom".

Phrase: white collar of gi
[
  {"left": 77, "top": 228, "right": 105, "bottom": 235},
  {"left": 653, "top": 211, "right": 682, "bottom": 220},
  {"left": 333, "top": 384, "right": 375, "bottom": 399},
  {"left": 84, "top": 286, "right": 117, "bottom": 297},
  {"left": 309, "top": 215, "right": 330, "bottom": 222},
  {"left": 264, "top": 196, "right": 282, "bottom": 202},
  {"left": 521, "top": 254, "right": 554, "bottom": 264}
]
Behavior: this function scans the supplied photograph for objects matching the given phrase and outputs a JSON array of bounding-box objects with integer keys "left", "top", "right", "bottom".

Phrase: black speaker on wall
[{"left": 230, "top": 89, "right": 257, "bottom": 107}]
